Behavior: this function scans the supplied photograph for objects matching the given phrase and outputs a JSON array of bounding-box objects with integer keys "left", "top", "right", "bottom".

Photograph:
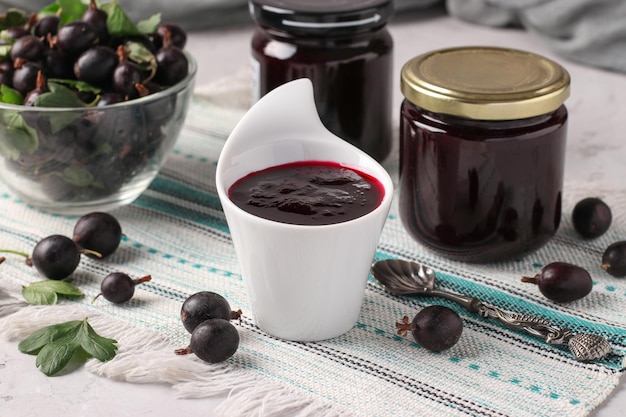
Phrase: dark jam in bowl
[{"left": 228, "top": 161, "right": 385, "bottom": 226}]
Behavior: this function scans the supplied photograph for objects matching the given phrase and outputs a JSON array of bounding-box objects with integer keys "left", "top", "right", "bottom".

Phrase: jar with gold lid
[{"left": 399, "top": 46, "right": 571, "bottom": 262}]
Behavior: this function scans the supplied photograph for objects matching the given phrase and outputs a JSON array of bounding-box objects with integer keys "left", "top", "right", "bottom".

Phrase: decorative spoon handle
[
  {"left": 371, "top": 260, "right": 611, "bottom": 362},
  {"left": 437, "top": 289, "right": 610, "bottom": 362}
]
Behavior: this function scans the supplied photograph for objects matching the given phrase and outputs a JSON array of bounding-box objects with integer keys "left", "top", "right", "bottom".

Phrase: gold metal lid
[{"left": 400, "top": 46, "right": 571, "bottom": 120}]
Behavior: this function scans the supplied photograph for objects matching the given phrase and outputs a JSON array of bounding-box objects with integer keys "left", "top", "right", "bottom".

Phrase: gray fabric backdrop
[{"left": 1, "top": 0, "right": 625, "bottom": 73}]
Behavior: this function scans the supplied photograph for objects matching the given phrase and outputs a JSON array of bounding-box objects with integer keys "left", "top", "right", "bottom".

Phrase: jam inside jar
[
  {"left": 399, "top": 47, "right": 571, "bottom": 262},
  {"left": 249, "top": 0, "right": 394, "bottom": 162}
]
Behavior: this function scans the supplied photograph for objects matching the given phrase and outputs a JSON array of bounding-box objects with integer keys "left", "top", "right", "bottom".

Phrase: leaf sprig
[
  {"left": 18, "top": 318, "right": 118, "bottom": 376},
  {"left": 22, "top": 279, "right": 84, "bottom": 305}
]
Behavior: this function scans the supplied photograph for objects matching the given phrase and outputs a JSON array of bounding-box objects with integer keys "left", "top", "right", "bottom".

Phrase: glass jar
[
  {"left": 249, "top": 0, "right": 394, "bottom": 162},
  {"left": 399, "top": 46, "right": 571, "bottom": 262}
]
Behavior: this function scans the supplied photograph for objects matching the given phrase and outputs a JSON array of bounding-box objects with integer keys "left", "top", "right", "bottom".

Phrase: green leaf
[
  {"left": 76, "top": 320, "right": 117, "bottom": 361},
  {"left": 34, "top": 82, "right": 86, "bottom": 109},
  {"left": 0, "top": 84, "right": 24, "bottom": 105},
  {"left": 38, "top": 3, "right": 62, "bottom": 18},
  {"left": 62, "top": 165, "right": 94, "bottom": 187},
  {"left": 36, "top": 335, "right": 81, "bottom": 376},
  {"left": 22, "top": 285, "right": 58, "bottom": 305},
  {"left": 18, "top": 320, "right": 83, "bottom": 354},
  {"left": 22, "top": 280, "right": 84, "bottom": 305},
  {"left": 0, "top": 44, "right": 11, "bottom": 60},
  {"left": 126, "top": 41, "right": 157, "bottom": 80},
  {"left": 56, "top": 0, "right": 89, "bottom": 24},
  {"left": 102, "top": 2, "right": 140, "bottom": 36},
  {"left": 136, "top": 13, "right": 161, "bottom": 34},
  {"left": 0, "top": 8, "right": 30, "bottom": 31},
  {"left": 0, "top": 111, "right": 38, "bottom": 160},
  {"left": 48, "top": 78, "right": 102, "bottom": 95},
  {"left": 20, "top": 318, "right": 118, "bottom": 376}
]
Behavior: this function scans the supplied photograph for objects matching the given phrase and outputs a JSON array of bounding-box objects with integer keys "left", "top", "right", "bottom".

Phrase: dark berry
[
  {"left": 5, "top": 26, "right": 29, "bottom": 40},
  {"left": 156, "top": 23, "right": 187, "bottom": 49},
  {"left": 572, "top": 197, "right": 612, "bottom": 239},
  {"left": 522, "top": 262, "right": 592, "bottom": 302},
  {"left": 33, "top": 15, "right": 60, "bottom": 38},
  {"left": 0, "top": 61, "right": 14, "bottom": 86},
  {"left": 112, "top": 46, "right": 143, "bottom": 97},
  {"left": 12, "top": 61, "right": 41, "bottom": 95},
  {"left": 23, "top": 71, "right": 48, "bottom": 107},
  {"left": 181, "top": 291, "right": 241, "bottom": 333},
  {"left": 175, "top": 319, "right": 240, "bottom": 363},
  {"left": 31, "top": 234, "right": 81, "bottom": 280},
  {"left": 56, "top": 21, "right": 98, "bottom": 56},
  {"left": 10, "top": 34, "right": 46, "bottom": 61},
  {"left": 97, "top": 92, "right": 123, "bottom": 106},
  {"left": 82, "top": 0, "right": 109, "bottom": 43},
  {"left": 73, "top": 212, "right": 122, "bottom": 258},
  {"left": 74, "top": 46, "right": 118, "bottom": 86},
  {"left": 96, "top": 272, "right": 151, "bottom": 303},
  {"left": 602, "top": 241, "right": 626, "bottom": 278},
  {"left": 396, "top": 305, "right": 463, "bottom": 352},
  {"left": 153, "top": 29, "right": 188, "bottom": 86},
  {"left": 154, "top": 46, "right": 188, "bottom": 86},
  {"left": 42, "top": 49, "right": 74, "bottom": 79}
]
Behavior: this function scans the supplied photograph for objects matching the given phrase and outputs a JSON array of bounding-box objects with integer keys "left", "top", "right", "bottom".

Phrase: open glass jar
[
  {"left": 399, "top": 46, "right": 571, "bottom": 262},
  {"left": 249, "top": 0, "right": 394, "bottom": 162}
]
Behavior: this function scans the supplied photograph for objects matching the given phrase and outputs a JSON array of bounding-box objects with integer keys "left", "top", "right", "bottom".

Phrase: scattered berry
[
  {"left": 396, "top": 305, "right": 463, "bottom": 352},
  {"left": 572, "top": 197, "right": 612, "bottom": 239},
  {"left": 73, "top": 212, "right": 122, "bottom": 258},
  {"left": 94, "top": 272, "right": 151, "bottom": 303},
  {"left": 181, "top": 291, "right": 242, "bottom": 333},
  {"left": 31, "top": 234, "right": 94, "bottom": 280},
  {"left": 175, "top": 318, "right": 240, "bottom": 363},
  {"left": 602, "top": 241, "right": 626, "bottom": 278},
  {"left": 521, "top": 262, "right": 592, "bottom": 302}
]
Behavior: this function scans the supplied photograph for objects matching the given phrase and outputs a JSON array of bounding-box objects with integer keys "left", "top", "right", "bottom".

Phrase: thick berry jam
[{"left": 228, "top": 161, "right": 385, "bottom": 226}]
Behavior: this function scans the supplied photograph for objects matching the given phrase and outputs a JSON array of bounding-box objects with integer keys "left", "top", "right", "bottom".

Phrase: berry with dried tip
[
  {"left": 31, "top": 234, "right": 100, "bottom": 280},
  {"left": 73, "top": 212, "right": 122, "bottom": 258},
  {"left": 572, "top": 197, "right": 612, "bottom": 239},
  {"left": 94, "top": 272, "right": 151, "bottom": 304},
  {"left": 602, "top": 241, "right": 626, "bottom": 278},
  {"left": 10, "top": 34, "right": 46, "bottom": 62},
  {"left": 175, "top": 318, "right": 239, "bottom": 363},
  {"left": 181, "top": 291, "right": 242, "bottom": 333},
  {"left": 396, "top": 305, "right": 463, "bottom": 352},
  {"left": 521, "top": 262, "right": 592, "bottom": 302}
]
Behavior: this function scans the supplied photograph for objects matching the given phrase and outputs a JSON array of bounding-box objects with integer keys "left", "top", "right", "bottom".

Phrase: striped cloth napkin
[{"left": 1, "top": 85, "right": 625, "bottom": 417}]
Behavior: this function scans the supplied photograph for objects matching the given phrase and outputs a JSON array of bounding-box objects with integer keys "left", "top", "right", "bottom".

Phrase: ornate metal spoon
[{"left": 371, "top": 259, "right": 612, "bottom": 362}]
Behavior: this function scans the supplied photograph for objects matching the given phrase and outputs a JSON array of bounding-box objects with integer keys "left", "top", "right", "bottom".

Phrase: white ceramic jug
[{"left": 216, "top": 79, "right": 393, "bottom": 341}]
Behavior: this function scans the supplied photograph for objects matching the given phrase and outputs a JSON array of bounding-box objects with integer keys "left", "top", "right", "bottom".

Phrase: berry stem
[
  {"left": 395, "top": 315, "right": 415, "bottom": 337},
  {"left": 601, "top": 263, "right": 610, "bottom": 271},
  {"left": 520, "top": 274, "right": 540, "bottom": 285},
  {"left": 80, "top": 248, "right": 102, "bottom": 258},
  {"left": 231, "top": 309, "right": 243, "bottom": 324},
  {"left": 174, "top": 346, "right": 192, "bottom": 356},
  {"left": 0, "top": 256, "right": 5, "bottom": 264},
  {"left": 0, "top": 249, "right": 33, "bottom": 266},
  {"left": 132, "top": 275, "right": 152, "bottom": 286}
]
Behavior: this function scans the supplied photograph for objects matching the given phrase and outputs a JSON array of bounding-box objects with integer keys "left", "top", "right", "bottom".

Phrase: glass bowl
[{"left": 0, "top": 54, "right": 197, "bottom": 215}]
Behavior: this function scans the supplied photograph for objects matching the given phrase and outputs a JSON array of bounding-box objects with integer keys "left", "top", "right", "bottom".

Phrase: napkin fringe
[{"left": 0, "top": 299, "right": 349, "bottom": 417}]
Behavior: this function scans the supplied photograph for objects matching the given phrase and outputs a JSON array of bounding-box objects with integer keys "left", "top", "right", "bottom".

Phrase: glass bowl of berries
[{"left": 0, "top": 2, "right": 196, "bottom": 214}]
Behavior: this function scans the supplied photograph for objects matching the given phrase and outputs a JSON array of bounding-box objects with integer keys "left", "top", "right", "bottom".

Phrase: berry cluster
[
  {"left": 0, "top": 211, "right": 153, "bottom": 304},
  {"left": 176, "top": 292, "right": 243, "bottom": 363},
  {"left": 1, "top": 1, "right": 188, "bottom": 105},
  {"left": 520, "top": 197, "right": 625, "bottom": 303},
  {"left": 0, "top": 1, "right": 191, "bottom": 203}
]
